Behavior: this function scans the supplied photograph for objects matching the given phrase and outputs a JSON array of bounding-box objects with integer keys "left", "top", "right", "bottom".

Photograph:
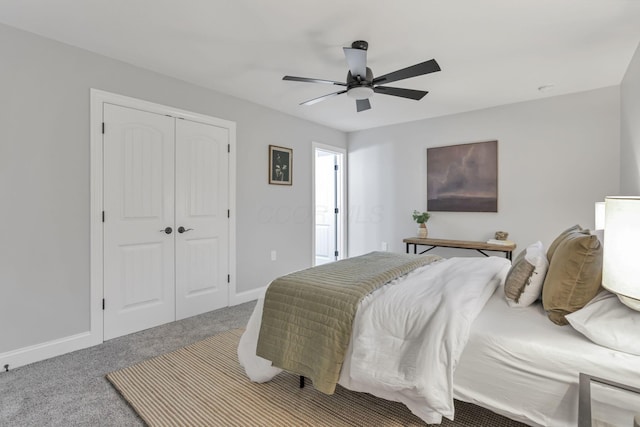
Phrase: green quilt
[{"left": 256, "top": 251, "right": 441, "bottom": 394}]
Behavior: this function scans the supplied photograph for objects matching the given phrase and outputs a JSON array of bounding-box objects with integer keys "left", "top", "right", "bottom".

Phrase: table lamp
[{"left": 602, "top": 196, "right": 640, "bottom": 311}]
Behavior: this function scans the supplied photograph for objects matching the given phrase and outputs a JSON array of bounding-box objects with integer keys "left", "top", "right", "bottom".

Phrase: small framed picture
[{"left": 269, "top": 145, "right": 292, "bottom": 185}]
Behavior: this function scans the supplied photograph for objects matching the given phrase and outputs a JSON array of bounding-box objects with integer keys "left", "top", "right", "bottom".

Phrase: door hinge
[
  {"left": 102, "top": 122, "right": 105, "bottom": 134},
  {"left": 334, "top": 208, "right": 339, "bottom": 214},
  {"left": 102, "top": 299, "right": 105, "bottom": 310},
  {"left": 227, "top": 274, "right": 230, "bottom": 283},
  {"left": 334, "top": 164, "right": 339, "bottom": 171},
  {"left": 227, "top": 209, "right": 230, "bottom": 218},
  {"left": 227, "top": 144, "right": 230, "bottom": 153},
  {"left": 102, "top": 211, "right": 105, "bottom": 222},
  {"left": 334, "top": 251, "right": 339, "bottom": 257}
]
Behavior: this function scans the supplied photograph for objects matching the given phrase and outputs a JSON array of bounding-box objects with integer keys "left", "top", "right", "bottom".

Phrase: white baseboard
[
  {"left": 0, "top": 331, "right": 99, "bottom": 372},
  {"left": 0, "top": 288, "right": 264, "bottom": 372},
  {"left": 230, "top": 286, "right": 266, "bottom": 306}
]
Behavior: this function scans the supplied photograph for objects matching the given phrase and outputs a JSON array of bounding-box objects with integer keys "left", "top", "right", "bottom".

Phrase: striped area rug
[{"left": 107, "top": 329, "right": 526, "bottom": 427}]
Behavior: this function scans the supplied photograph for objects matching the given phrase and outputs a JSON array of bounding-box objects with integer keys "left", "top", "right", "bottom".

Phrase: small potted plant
[{"left": 412, "top": 210, "right": 431, "bottom": 238}]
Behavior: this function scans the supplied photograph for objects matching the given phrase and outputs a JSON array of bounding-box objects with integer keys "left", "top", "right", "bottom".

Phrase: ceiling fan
[{"left": 283, "top": 40, "right": 441, "bottom": 112}]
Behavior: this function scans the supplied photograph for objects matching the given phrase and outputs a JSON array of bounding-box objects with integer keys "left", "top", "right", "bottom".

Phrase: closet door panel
[
  {"left": 175, "top": 119, "right": 229, "bottom": 320},
  {"left": 103, "top": 104, "right": 176, "bottom": 340}
]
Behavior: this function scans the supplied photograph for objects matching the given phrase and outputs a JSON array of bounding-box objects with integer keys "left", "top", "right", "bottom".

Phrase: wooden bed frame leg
[{"left": 299, "top": 376, "right": 305, "bottom": 388}]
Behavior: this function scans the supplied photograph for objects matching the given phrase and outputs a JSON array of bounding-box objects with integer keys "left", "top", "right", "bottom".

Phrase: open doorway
[{"left": 313, "top": 143, "right": 346, "bottom": 266}]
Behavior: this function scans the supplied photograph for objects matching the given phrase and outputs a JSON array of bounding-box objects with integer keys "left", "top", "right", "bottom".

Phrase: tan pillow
[
  {"left": 504, "top": 251, "right": 534, "bottom": 303},
  {"left": 504, "top": 241, "right": 548, "bottom": 307},
  {"left": 546, "top": 224, "right": 584, "bottom": 262},
  {"left": 542, "top": 232, "right": 603, "bottom": 325}
]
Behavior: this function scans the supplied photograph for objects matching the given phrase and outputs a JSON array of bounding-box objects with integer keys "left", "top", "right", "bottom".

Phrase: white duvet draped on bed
[{"left": 238, "top": 256, "right": 511, "bottom": 424}]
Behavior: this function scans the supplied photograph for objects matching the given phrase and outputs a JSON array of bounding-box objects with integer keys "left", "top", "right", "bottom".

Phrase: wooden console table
[{"left": 403, "top": 237, "right": 516, "bottom": 260}]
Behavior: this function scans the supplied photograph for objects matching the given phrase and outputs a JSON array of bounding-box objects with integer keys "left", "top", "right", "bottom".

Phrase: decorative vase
[{"left": 417, "top": 223, "right": 428, "bottom": 238}]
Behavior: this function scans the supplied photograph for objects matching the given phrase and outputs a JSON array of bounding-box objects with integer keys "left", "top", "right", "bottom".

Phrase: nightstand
[{"left": 579, "top": 373, "right": 640, "bottom": 427}]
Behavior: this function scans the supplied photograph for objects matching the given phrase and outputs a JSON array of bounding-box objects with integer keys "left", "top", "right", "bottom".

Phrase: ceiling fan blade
[
  {"left": 372, "top": 59, "right": 441, "bottom": 85},
  {"left": 356, "top": 99, "right": 371, "bottom": 112},
  {"left": 343, "top": 47, "right": 368, "bottom": 78},
  {"left": 373, "top": 86, "right": 428, "bottom": 100},
  {"left": 283, "top": 76, "right": 346, "bottom": 86},
  {"left": 301, "top": 90, "right": 348, "bottom": 106}
]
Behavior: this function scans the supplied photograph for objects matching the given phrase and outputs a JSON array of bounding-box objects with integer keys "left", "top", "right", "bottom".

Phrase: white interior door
[
  {"left": 103, "top": 104, "right": 176, "bottom": 340},
  {"left": 175, "top": 119, "right": 229, "bottom": 320},
  {"left": 314, "top": 145, "right": 346, "bottom": 266},
  {"left": 315, "top": 151, "right": 336, "bottom": 265}
]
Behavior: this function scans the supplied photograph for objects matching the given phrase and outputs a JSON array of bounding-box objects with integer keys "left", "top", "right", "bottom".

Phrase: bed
[
  {"left": 238, "top": 227, "right": 640, "bottom": 426},
  {"left": 453, "top": 288, "right": 640, "bottom": 426}
]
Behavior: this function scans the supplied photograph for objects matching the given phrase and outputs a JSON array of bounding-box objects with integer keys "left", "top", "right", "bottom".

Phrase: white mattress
[{"left": 453, "top": 287, "right": 640, "bottom": 427}]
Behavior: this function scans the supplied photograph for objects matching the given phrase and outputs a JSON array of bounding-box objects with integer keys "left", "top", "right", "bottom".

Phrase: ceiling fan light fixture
[
  {"left": 347, "top": 86, "right": 374, "bottom": 100},
  {"left": 282, "top": 41, "right": 440, "bottom": 112}
]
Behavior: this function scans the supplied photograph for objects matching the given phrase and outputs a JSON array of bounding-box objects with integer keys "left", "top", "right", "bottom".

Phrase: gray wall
[
  {"left": 348, "top": 87, "right": 620, "bottom": 258},
  {"left": 0, "top": 24, "right": 346, "bottom": 354},
  {"left": 620, "top": 43, "right": 640, "bottom": 194}
]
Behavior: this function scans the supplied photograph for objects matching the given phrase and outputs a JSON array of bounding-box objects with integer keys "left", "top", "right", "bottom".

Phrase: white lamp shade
[
  {"left": 602, "top": 196, "right": 640, "bottom": 311},
  {"left": 594, "top": 201, "right": 605, "bottom": 230}
]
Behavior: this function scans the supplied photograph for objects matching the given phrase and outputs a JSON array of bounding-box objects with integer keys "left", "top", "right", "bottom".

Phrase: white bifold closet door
[{"left": 103, "top": 104, "right": 229, "bottom": 340}]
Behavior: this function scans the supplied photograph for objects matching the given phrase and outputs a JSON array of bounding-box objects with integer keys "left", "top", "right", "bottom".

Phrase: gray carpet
[
  {"left": 0, "top": 302, "right": 255, "bottom": 426},
  {"left": 1, "top": 301, "right": 526, "bottom": 427}
]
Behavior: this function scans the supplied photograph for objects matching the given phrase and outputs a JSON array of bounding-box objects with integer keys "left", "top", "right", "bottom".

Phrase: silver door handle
[{"left": 178, "top": 226, "right": 194, "bottom": 233}]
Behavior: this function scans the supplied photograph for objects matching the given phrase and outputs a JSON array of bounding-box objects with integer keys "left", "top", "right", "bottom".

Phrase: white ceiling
[{"left": 2, "top": 0, "right": 640, "bottom": 132}]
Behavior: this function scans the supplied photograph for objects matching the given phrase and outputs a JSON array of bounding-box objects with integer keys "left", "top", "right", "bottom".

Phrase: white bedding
[
  {"left": 454, "top": 287, "right": 640, "bottom": 427},
  {"left": 238, "top": 256, "right": 511, "bottom": 424}
]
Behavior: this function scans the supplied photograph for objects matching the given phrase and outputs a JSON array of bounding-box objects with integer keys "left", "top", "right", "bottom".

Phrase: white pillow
[
  {"left": 566, "top": 291, "right": 640, "bottom": 356},
  {"left": 504, "top": 241, "right": 548, "bottom": 307}
]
